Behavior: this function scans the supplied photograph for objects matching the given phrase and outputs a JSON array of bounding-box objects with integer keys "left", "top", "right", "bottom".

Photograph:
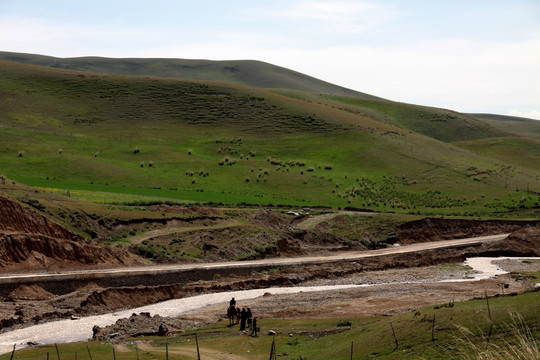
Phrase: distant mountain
[{"left": 0, "top": 51, "right": 379, "bottom": 99}]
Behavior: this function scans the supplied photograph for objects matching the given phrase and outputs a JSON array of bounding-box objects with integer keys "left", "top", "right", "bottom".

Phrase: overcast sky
[{"left": 1, "top": 0, "right": 539, "bottom": 119}]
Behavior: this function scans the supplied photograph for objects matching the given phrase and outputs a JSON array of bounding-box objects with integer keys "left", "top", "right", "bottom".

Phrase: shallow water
[{"left": 0, "top": 257, "right": 538, "bottom": 354}]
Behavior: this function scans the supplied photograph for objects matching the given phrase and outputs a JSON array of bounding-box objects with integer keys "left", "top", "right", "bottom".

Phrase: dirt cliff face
[
  {"left": 0, "top": 195, "right": 138, "bottom": 270},
  {"left": 0, "top": 195, "right": 78, "bottom": 240},
  {"left": 484, "top": 227, "right": 540, "bottom": 256},
  {"left": 396, "top": 218, "right": 540, "bottom": 244}
]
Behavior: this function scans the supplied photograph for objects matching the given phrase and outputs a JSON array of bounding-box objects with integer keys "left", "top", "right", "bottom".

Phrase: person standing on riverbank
[
  {"left": 250, "top": 316, "right": 259, "bottom": 337},
  {"left": 240, "top": 308, "right": 247, "bottom": 330},
  {"left": 246, "top": 308, "right": 253, "bottom": 330}
]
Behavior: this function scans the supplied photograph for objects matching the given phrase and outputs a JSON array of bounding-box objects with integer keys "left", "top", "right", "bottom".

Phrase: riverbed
[{"left": 0, "top": 257, "right": 538, "bottom": 355}]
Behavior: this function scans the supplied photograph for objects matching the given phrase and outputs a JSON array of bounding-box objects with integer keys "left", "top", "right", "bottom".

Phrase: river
[{"left": 0, "top": 256, "right": 538, "bottom": 355}]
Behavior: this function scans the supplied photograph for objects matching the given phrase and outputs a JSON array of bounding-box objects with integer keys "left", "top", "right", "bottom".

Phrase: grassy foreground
[{"left": 4, "top": 292, "right": 538, "bottom": 360}]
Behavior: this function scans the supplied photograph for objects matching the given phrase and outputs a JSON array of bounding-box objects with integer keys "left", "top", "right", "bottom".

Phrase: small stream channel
[{"left": 0, "top": 257, "right": 538, "bottom": 355}]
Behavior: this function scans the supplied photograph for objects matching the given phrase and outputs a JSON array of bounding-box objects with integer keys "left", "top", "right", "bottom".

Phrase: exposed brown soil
[
  {"left": 1, "top": 190, "right": 539, "bottom": 342},
  {"left": 0, "top": 194, "right": 78, "bottom": 240},
  {"left": 1, "top": 227, "right": 538, "bottom": 336},
  {"left": 8, "top": 285, "right": 56, "bottom": 301},
  {"left": 397, "top": 217, "right": 540, "bottom": 244},
  {"left": 0, "top": 195, "right": 141, "bottom": 271}
]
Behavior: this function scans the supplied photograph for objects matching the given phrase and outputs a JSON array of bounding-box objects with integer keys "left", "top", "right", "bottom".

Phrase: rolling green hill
[
  {"left": 274, "top": 93, "right": 510, "bottom": 143},
  {"left": 0, "top": 59, "right": 538, "bottom": 216},
  {"left": 467, "top": 113, "right": 540, "bottom": 140},
  {"left": 0, "top": 51, "right": 377, "bottom": 99}
]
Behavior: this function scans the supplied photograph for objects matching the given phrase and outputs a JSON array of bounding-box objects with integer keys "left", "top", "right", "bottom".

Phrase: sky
[{"left": 1, "top": 0, "right": 539, "bottom": 119}]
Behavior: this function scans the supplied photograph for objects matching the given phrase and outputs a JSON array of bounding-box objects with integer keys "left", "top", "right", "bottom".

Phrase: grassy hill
[
  {"left": 273, "top": 93, "right": 510, "bottom": 143},
  {"left": 0, "top": 59, "right": 539, "bottom": 216},
  {"left": 467, "top": 113, "right": 540, "bottom": 140},
  {"left": 0, "top": 51, "right": 377, "bottom": 99}
]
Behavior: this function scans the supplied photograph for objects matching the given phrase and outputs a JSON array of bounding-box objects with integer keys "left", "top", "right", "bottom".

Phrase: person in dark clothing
[
  {"left": 230, "top": 297, "right": 236, "bottom": 306},
  {"left": 158, "top": 323, "right": 168, "bottom": 336},
  {"left": 250, "top": 316, "right": 259, "bottom": 337},
  {"left": 240, "top": 308, "right": 247, "bottom": 330},
  {"left": 246, "top": 308, "right": 253, "bottom": 330}
]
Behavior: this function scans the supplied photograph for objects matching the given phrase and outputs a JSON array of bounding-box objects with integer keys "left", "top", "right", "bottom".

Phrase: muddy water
[{"left": 0, "top": 257, "right": 538, "bottom": 354}]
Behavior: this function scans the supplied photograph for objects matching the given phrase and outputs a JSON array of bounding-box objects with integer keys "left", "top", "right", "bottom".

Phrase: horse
[{"left": 227, "top": 305, "right": 237, "bottom": 326}]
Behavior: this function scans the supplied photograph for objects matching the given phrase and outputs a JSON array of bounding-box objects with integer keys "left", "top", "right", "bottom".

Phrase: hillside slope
[
  {"left": 0, "top": 60, "right": 538, "bottom": 215},
  {"left": 283, "top": 94, "right": 510, "bottom": 143},
  {"left": 0, "top": 51, "right": 378, "bottom": 99},
  {"left": 467, "top": 113, "right": 540, "bottom": 140}
]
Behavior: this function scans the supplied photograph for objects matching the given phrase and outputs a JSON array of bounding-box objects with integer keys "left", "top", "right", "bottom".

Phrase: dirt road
[
  {"left": 0, "top": 234, "right": 508, "bottom": 286},
  {"left": 0, "top": 255, "right": 537, "bottom": 355}
]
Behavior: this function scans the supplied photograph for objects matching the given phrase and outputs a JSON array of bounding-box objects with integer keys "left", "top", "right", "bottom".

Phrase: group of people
[{"left": 229, "top": 297, "right": 259, "bottom": 336}]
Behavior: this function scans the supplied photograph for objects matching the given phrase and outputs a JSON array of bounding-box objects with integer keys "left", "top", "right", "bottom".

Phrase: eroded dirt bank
[
  {"left": 0, "top": 195, "right": 140, "bottom": 271},
  {"left": 1, "top": 228, "right": 538, "bottom": 335},
  {"left": 397, "top": 217, "right": 540, "bottom": 244}
]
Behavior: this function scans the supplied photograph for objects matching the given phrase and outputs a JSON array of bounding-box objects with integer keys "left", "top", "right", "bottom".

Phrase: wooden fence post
[
  {"left": 431, "top": 314, "right": 436, "bottom": 342},
  {"left": 55, "top": 343, "right": 61, "bottom": 360},
  {"left": 390, "top": 321, "right": 399, "bottom": 350},
  {"left": 9, "top": 344, "right": 15, "bottom": 360},
  {"left": 268, "top": 335, "right": 276, "bottom": 360},
  {"left": 86, "top": 345, "right": 93, "bottom": 360},
  {"left": 195, "top": 333, "right": 201, "bottom": 360},
  {"left": 484, "top": 290, "right": 492, "bottom": 322},
  {"left": 485, "top": 289, "right": 494, "bottom": 342}
]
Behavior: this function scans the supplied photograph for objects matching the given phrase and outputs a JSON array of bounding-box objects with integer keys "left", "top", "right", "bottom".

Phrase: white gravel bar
[
  {"left": 465, "top": 257, "right": 540, "bottom": 280},
  {"left": 0, "top": 256, "right": 538, "bottom": 354},
  {"left": 0, "top": 285, "right": 360, "bottom": 354}
]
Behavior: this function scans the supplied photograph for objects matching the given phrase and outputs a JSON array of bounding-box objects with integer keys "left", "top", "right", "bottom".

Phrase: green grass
[
  {"left": 309, "top": 94, "right": 509, "bottom": 142},
  {"left": 0, "top": 51, "right": 378, "bottom": 99},
  {"left": 0, "top": 60, "right": 539, "bottom": 216},
  {"left": 4, "top": 292, "right": 538, "bottom": 359},
  {"left": 467, "top": 113, "right": 540, "bottom": 140},
  {"left": 454, "top": 137, "right": 540, "bottom": 172}
]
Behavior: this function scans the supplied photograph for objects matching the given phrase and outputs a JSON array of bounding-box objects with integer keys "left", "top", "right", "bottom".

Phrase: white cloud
[
  {"left": 272, "top": 1, "right": 395, "bottom": 34},
  {"left": 507, "top": 110, "right": 540, "bottom": 121},
  {"left": 0, "top": 15, "right": 159, "bottom": 57}
]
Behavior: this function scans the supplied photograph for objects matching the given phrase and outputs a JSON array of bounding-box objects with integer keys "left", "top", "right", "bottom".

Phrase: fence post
[
  {"left": 55, "top": 343, "right": 61, "bottom": 360},
  {"left": 484, "top": 290, "right": 492, "bottom": 322},
  {"left": 485, "top": 289, "right": 494, "bottom": 342},
  {"left": 9, "top": 344, "right": 15, "bottom": 360},
  {"left": 390, "top": 321, "right": 399, "bottom": 350},
  {"left": 268, "top": 335, "right": 276, "bottom": 360},
  {"left": 86, "top": 345, "right": 93, "bottom": 360},
  {"left": 350, "top": 341, "right": 354, "bottom": 360},
  {"left": 166, "top": 343, "right": 169, "bottom": 360},
  {"left": 112, "top": 346, "right": 116, "bottom": 360},
  {"left": 195, "top": 333, "right": 201, "bottom": 360},
  {"left": 431, "top": 314, "right": 436, "bottom": 342}
]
